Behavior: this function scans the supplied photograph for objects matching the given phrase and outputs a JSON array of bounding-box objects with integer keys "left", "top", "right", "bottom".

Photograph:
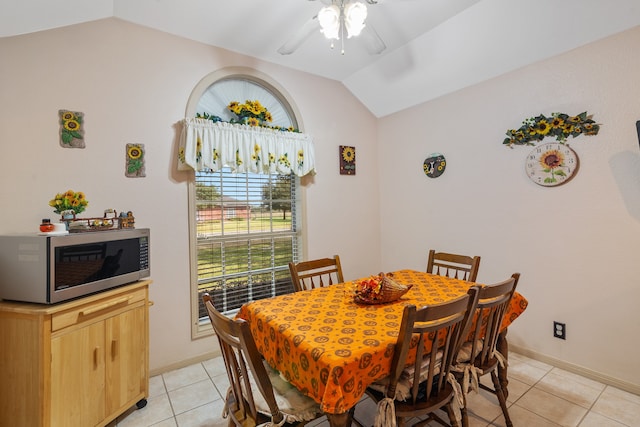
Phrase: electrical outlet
[{"left": 553, "top": 321, "right": 566, "bottom": 340}]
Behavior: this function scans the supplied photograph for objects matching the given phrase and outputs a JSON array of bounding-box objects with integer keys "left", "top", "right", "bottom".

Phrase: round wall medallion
[
  {"left": 525, "top": 142, "right": 579, "bottom": 187},
  {"left": 423, "top": 153, "right": 446, "bottom": 178}
]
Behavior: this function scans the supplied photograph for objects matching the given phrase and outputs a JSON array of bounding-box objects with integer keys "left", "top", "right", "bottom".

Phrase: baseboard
[
  {"left": 149, "top": 350, "right": 222, "bottom": 377},
  {"left": 510, "top": 344, "right": 640, "bottom": 396}
]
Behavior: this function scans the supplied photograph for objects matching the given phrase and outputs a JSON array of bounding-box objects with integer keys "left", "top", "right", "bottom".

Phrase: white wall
[
  {"left": 0, "top": 18, "right": 381, "bottom": 371},
  {"left": 378, "top": 26, "right": 640, "bottom": 390}
]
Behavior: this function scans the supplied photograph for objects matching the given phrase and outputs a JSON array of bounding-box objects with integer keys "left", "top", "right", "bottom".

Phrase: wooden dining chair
[
  {"left": 427, "top": 249, "right": 481, "bottom": 282},
  {"left": 202, "top": 294, "right": 325, "bottom": 426},
  {"left": 288, "top": 255, "right": 344, "bottom": 292},
  {"left": 365, "top": 287, "right": 480, "bottom": 427},
  {"left": 453, "top": 273, "right": 520, "bottom": 427}
]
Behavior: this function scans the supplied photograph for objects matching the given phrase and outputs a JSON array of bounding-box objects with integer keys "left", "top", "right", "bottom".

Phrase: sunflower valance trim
[{"left": 177, "top": 118, "right": 316, "bottom": 177}]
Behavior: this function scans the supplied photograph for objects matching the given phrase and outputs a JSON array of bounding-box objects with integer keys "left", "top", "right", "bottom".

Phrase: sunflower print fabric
[
  {"left": 236, "top": 269, "right": 528, "bottom": 414},
  {"left": 178, "top": 119, "right": 316, "bottom": 177}
]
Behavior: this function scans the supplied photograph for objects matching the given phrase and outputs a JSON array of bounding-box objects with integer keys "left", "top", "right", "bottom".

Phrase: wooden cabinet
[{"left": 0, "top": 280, "right": 151, "bottom": 427}]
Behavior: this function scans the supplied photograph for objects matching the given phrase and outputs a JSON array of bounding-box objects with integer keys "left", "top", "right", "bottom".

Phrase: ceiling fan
[{"left": 277, "top": 0, "right": 387, "bottom": 56}]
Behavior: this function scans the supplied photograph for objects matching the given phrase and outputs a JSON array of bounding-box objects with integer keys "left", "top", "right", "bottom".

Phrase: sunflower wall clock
[
  {"left": 525, "top": 142, "right": 578, "bottom": 187},
  {"left": 340, "top": 145, "right": 356, "bottom": 175}
]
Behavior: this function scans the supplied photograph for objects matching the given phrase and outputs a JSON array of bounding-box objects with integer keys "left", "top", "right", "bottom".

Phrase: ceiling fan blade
[
  {"left": 360, "top": 23, "right": 386, "bottom": 55},
  {"left": 277, "top": 15, "right": 320, "bottom": 55}
]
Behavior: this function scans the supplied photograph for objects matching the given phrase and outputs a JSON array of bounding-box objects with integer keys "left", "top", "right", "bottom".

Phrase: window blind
[{"left": 195, "top": 167, "right": 298, "bottom": 317}]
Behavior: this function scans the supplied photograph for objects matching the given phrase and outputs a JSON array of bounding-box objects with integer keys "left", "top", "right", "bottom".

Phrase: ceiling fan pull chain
[{"left": 340, "top": 10, "right": 345, "bottom": 55}]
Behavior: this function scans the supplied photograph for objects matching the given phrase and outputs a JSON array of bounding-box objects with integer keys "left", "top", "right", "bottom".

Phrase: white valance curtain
[{"left": 177, "top": 118, "right": 316, "bottom": 177}]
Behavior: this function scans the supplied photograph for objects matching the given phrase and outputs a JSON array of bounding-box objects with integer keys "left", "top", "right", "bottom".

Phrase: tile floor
[{"left": 112, "top": 352, "right": 640, "bottom": 427}]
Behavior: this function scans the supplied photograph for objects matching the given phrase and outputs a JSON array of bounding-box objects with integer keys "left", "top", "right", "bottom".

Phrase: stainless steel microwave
[{"left": 0, "top": 228, "right": 150, "bottom": 304}]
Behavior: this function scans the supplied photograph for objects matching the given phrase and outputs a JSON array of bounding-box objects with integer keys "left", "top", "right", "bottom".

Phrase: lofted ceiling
[{"left": 2, "top": 0, "right": 640, "bottom": 117}]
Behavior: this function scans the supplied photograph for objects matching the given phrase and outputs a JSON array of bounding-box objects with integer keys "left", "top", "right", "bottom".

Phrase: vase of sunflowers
[
  {"left": 49, "top": 190, "right": 89, "bottom": 222},
  {"left": 227, "top": 100, "right": 273, "bottom": 127}
]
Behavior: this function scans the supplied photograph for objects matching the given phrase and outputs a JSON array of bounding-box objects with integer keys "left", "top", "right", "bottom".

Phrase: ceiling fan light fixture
[
  {"left": 318, "top": 4, "right": 341, "bottom": 40},
  {"left": 344, "top": 2, "right": 367, "bottom": 38}
]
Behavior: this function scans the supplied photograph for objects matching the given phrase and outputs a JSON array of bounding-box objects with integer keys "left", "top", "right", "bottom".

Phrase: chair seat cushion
[
  {"left": 368, "top": 350, "right": 443, "bottom": 401},
  {"left": 455, "top": 339, "right": 483, "bottom": 364},
  {"left": 249, "top": 361, "right": 322, "bottom": 422}
]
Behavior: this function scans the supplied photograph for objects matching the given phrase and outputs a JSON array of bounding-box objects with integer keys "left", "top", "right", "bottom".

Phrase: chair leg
[
  {"left": 348, "top": 406, "right": 364, "bottom": 427},
  {"left": 460, "top": 393, "right": 470, "bottom": 427},
  {"left": 490, "top": 371, "right": 513, "bottom": 427},
  {"left": 445, "top": 403, "right": 461, "bottom": 427}
]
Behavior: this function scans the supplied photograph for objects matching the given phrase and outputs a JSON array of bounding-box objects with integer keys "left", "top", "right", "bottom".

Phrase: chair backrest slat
[
  {"left": 427, "top": 249, "right": 481, "bottom": 282},
  {"left": 468, "top": 273, "right": 520, "bottom": 370},
  {"left": 289, "top": 255, "right": 344, "bottom": 292}
]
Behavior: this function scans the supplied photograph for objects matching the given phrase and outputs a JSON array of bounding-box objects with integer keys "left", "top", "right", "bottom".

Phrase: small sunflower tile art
[
  {"left": 59, "top": 109, "right": 85, "bottom": 148},
  {"left": 423, "top": 153, "right": 446, "bottom": 178},
  {"left": 340, "top": 145, "right": 356, "bottom": 175},
  {"left": 126, "top": 143, "right": 145, "bottom": 177}
]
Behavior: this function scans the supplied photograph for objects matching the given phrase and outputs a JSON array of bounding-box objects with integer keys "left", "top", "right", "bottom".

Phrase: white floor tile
[
  {"left": 507, "top": 357, "right": 553, "bottom": 386},
  {"left": 464, "top": 386, "right": 505, "bottom": 425},
  {"left": 150, "top": 418, "right": 177, "bottom": 427},
  {"left": 591, "top": 386, "right": 640, "bottom": 427},
  {"left": 211, "top": 372, "right": 230, "bottom": 399},
  {"left": 174, "top": 400, "right": 227, "bottom": 427},
  {"left": 149, "top": 375, "right": 167, "bottom": 399},
  {"left": 602, "top": 385, "right": 640, "bottom": 406},
  {"left": 504, "top": 377, "right": 530, "bottom": 403},
  {"left": 168, "top": 378, "right": 220, "bottom": 415},
  {"left": 202, "top": 356, "right": 227, "bottom": 378},
  {"left": 536, "top": 370, "right": 604, "bottom": 408},
  {"left": 162, "top": 363, "right": 210, "bottom": 392},
  {"left": 117, "top": 393, "right": 175, "bottom": 427},
  {"left": 517, "top": 387, "right": 588, "bottom": 427},
  {"left": 579, "top": 411, "right": 628, "bottom": 427},
  {"left": 492, "top": 404, "right": 560, "bottom": 427}
]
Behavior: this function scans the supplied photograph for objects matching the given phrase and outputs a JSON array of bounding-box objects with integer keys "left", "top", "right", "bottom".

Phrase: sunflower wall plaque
[
  {"left": 126, "top": 143, "right": 145, "bottom": 177},
  {"left": 58, "top": 109, "right": 85, "bottom": 148},
  {"left": 340, "top": 145, "right": 356, "bottom": 175},
  {"left": 423, "top": 153, "right": 446, "bottom": 178}
]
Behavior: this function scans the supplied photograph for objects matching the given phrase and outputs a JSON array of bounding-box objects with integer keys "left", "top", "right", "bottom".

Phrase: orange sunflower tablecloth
[{"left": 235, "top": 269, "right": 528, "bottom": 415}]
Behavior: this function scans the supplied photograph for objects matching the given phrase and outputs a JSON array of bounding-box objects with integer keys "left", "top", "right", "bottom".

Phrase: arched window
[{"left": 185, "top": 68, "right": 305, "bottom": 337}]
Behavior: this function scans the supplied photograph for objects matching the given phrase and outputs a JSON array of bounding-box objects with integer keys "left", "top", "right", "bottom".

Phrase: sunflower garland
[
  {"left": 503, "top": 111, "right": 600, "bottom": 147},
  {"left": 196, "top": 100, "right": 300, "bottom": 133}
]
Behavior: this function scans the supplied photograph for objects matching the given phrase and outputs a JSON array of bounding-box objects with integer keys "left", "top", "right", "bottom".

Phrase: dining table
[{"left": 236, "top": 269, "right": 528, "bottom": 427}]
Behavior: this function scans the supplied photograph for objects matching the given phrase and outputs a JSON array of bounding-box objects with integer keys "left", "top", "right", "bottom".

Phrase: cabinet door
[
  {"left": 51, "top": 321, "right": 106, "bottom": 426},
  {"left": 105, "top": 304, "right": 147, "bottom": 414}
]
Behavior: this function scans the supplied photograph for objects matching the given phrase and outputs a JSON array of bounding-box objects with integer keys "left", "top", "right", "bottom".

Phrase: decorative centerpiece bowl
[{"left": 353, "top": 272, "right": 413, "bottom": 304}]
